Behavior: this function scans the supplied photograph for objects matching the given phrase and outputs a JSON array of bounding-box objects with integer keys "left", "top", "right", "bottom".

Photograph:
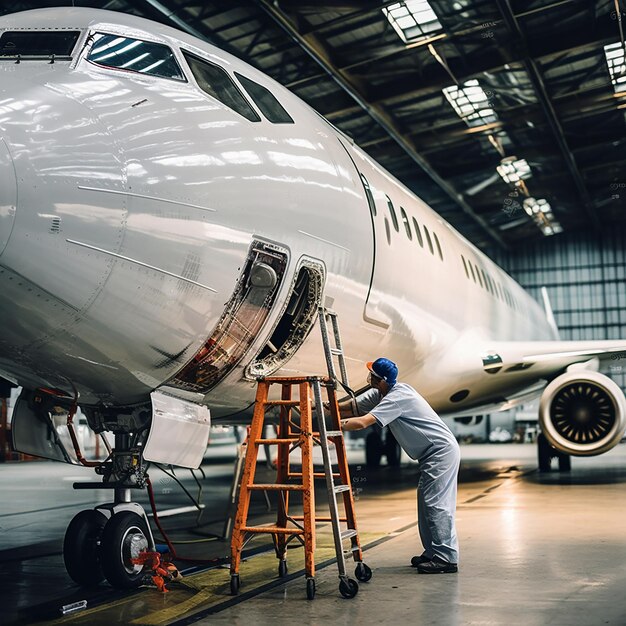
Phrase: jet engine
[{"left": 539, "top": 370, "right": 626, "bottom": 456}]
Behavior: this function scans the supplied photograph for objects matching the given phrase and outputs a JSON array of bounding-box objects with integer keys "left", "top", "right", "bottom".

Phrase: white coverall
[{"left": 358, "top": 383, "right": 461, "bottom": 564}]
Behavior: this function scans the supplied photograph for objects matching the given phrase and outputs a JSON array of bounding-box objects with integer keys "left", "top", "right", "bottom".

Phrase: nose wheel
[
  {"left": 63, "top": 509, "right": 108, "bottom": 586},
  {"left": 99, "top": 511, "right": 150, "bottom": 589},
  {"left": 63, "top": 507, "right": 152, "bottom": 589}
]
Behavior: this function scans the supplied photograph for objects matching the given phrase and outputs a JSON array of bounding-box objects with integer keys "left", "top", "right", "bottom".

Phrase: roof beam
[
  {"left": 255, "top": 0, "right": 508, "bottom": 250},
  {"left": 299, "top": 18, "right": 619, "bottom": 114},
  {"left": 494, "top": 0, "right": 601, "bottom": 231}
]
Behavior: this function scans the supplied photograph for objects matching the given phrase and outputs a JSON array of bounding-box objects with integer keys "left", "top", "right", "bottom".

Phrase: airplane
[{"left": 1, "top": 7, "right": 625, "bottom": 590}]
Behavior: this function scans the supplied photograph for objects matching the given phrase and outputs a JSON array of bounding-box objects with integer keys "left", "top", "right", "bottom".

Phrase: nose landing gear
[{"left": 64, "top": 502, "right": 155, "bottom": 589}]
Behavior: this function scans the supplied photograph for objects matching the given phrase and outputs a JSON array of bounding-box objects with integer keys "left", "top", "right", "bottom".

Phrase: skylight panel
[
  {"left": 604, "top": 42, "right": 626, "bottom": 92},
  {"left": 522, "top": 198, "right": 562, "bottom": 236},
  {"left": 442, "top": 79, "right": 498, "bottom": 127},
  {"left": 496, "top": 157, "right": 531, "bottom": 184},
  {"left": 383, "top": 1, "right": 442, "bottom": 44}
]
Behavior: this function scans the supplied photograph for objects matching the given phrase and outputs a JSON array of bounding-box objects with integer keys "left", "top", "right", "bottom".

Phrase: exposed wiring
[
  {"left": 190, "top": 468, "right": 204, "bottom": 525},
  {"left": 154, "top": 463, "right": 202, "bottom": 510},
  {"left": 146, "top": 476, "right": 222, "bottom": 565}
]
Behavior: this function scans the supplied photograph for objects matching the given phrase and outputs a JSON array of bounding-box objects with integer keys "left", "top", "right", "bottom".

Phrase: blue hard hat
[{"left": 366, "top": 357, "right": 398, "bottom": 387}]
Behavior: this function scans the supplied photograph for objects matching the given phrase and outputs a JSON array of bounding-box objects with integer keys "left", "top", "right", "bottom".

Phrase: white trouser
[{"left": 417, "top": 440, "right": 460, "bottom": 563}]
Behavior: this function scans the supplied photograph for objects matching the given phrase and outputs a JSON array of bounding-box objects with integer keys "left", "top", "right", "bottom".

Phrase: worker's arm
[
  {"left": 341, "top": 413, "right": 377, "bottom": 431},
  {"left": 337, "top": 399, "right": 360, "bottom": 418},
  {"left": 315, "top": 399, "right": 360, "bottom": 418}
]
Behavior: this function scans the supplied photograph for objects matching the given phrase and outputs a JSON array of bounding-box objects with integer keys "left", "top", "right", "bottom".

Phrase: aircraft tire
[
  {"left": 558, "top": 452, "right": 571, "bottom": 472},
  {"left": 537, "top": 433, "right": 553, "bottom": 472},
  {"left": 64, "top": 509, "right": 107, "bottom": 586},
  {"left": 99, "top": 511, "right": 150, "bottom": 589}
]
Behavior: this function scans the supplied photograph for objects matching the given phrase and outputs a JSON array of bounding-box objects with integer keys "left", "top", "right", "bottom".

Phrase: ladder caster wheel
[
  {"left": 339, "top": 578, "right": 359, "bottom": 599},
  {"left": 230, "top": 574, "right": 240, "bottom": 595},
  {"left": 355, "top": 562, "right": 372, "bottom": 582},
  {"left": 306, "top": 577, "right": 316, "bottom": 600},
  {"left": 278, "top": 560, "right": 288, "bottom": 577}
]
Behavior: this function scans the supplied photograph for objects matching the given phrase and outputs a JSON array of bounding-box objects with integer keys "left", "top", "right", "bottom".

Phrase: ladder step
[
  {"left": 291, "top": 515, "right": 348, "bottom": 522},
  {"left": 256, "top": 438, "right": 297, "bottom": 445},
  {"left": 340, "top": 529, "right": 358, "bottom": 541},
  {"left": 248, "top": 484, "right": 305, "bottom": 491},
  {"left": 343, "top": 545, "right": 361, "bottom": 555},
  {"left": 325, "top": 430, "right": 343, "bottom": 438},
  {"left": 264, "top": 400, "right": 300, "bottom": 406},
  {"left": 329, "top": 348, "right": 343, "bottom": 356},
  {"left": 334, "top": 484, "right": 351, "bottom": 494},
  {"left": 289, "top": 472, "right": 341, "bottom": 479},
  {"left": 241, "top": 526, "right": 305, "bottom": 535}
]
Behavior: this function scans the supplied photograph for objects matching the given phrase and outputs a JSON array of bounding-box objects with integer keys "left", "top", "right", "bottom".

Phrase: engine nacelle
[{"left": 539, "top": 371, "right": 626, "bottom": 456}]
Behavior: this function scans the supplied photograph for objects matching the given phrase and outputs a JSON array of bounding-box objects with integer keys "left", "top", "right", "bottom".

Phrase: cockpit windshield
[
  {"left": 86, "top": 33, "right": 185, "bottom": 81},
  {"left": 0, "top": 30, "right": 80, "bottom": 58}
]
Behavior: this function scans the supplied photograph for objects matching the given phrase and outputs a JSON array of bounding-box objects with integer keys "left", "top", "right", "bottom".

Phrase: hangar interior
[
  {"left": 1, "top": 1, "right": 626, "bottom": 625},
  {"left": 7, "top": 0, "right": 622, "bottom": 383}
]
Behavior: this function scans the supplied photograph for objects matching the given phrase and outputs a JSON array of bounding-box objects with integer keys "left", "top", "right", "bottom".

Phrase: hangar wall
[{"left": 492, "top": 228, "right": 626, "bottom": 393}]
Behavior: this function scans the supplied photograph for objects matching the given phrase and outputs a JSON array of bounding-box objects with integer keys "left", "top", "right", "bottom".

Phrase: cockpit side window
[
  {"left": 234, "top": 72, "right": 294, "bottom": 124},
  {"left": 183, "top": 51, "right": 261, "bottom": 122},
  {"left": 0, "top": 31, "right": 80, "bottom": 58},
  {"left": 87, "top": 33, "right": 185, "bottom": 81}
]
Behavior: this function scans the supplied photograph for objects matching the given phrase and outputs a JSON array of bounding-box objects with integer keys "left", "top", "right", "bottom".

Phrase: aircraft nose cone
[{"left": 0, "top": 137, "right": 17, "bottom": 258}]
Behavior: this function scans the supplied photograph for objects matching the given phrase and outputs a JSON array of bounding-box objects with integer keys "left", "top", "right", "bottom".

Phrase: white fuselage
[{"left": 0, "top": 8, "right": 557, "bottom": 421}]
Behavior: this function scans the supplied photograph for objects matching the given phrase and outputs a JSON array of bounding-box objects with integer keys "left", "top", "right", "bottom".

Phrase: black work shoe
[
  {"left": 410, "top": 554, "right": 432, "bottom": 567},
  {"left": 417, "top": 556, "right": 458, "bottom": 574}
]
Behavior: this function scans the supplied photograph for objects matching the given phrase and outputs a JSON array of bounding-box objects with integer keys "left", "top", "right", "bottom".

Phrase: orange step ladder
[{"left": 229, "top": 374, "right": 372, "bottom": 600}]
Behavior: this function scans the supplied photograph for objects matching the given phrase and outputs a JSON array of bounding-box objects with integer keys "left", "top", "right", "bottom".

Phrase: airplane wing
[
  {"left": 479, "top": 339, "right": 626, "bottom": 376},
  {"left": 432, "top": 337, "right": 626, "bottom": 420},
  {"left": 445, "top": 338, "right": 626, "bottom": 459}
]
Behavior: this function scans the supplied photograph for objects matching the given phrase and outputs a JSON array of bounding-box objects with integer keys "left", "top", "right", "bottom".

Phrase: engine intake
[{"left": 539, "top": 370, "right": 626, "bottom": 456}]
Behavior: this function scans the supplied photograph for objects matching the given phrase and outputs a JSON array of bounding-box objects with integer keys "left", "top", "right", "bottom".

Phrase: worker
[{"left": 338, "top": 357, "right": 460, "bottom": 574}]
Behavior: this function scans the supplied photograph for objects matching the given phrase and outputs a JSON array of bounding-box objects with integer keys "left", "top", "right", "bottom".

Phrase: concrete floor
[{"left": 2, "top": 442, "right": 626, "bottom": 625}]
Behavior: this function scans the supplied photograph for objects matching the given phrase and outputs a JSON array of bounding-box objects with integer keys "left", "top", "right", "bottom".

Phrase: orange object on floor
[{"left": 131, "top": 551, "right": 181, "bottom": 593}]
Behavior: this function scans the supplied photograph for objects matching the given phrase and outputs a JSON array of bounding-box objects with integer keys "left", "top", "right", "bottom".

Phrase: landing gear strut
[
  {"left": 64, "top": 432, "right": 155, "bottom": 589},
  {"left": 537, "top": 433, "right": 571, "bottom": 472}
]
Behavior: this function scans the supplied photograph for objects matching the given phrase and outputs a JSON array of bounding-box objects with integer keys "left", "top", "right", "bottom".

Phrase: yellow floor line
[{"left": 44, "top": 530, "right": 381, "bottom": 626}]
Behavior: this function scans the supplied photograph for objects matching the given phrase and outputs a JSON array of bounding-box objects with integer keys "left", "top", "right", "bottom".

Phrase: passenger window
[
  {"left": 475, "top": 264, "right": 483, "bottom": 288},
  {"left": 183, "top": 51, "right": 260, "bottom": 121},
  {"left": 0, "top": 30, "right": 80, "bottom": 57},
  {"left": 400, "top": 207, "right": 412, "bottom": 240},
  {"left": 412, "top": 218, "right": 424, "bottom": 248},
  {"left": 360, "top": 174, "right": 377, "bottom": 217},
  {"left": 235, "top": 72, "right": 294, "bottom": 123},
  {"left": 88, "top": 33, "right": 185, "bottom": 80},
  {"left": 384, "top": 217, "right": 391, "bottom": 245},
  {"left": 461, "top": 255, "right": 469, "bottom": 278},
  {"left": 386, "top": 196, "right": 399, "bottom": 232},
  {"left": 423, "top": 226, "right": 434, "bottom": 255},
  {"left": 433, "top": 232, "right": 443, "bottom": 261},
  {"left": 482, "top": 270, "right": 491, "bottom": 294}
]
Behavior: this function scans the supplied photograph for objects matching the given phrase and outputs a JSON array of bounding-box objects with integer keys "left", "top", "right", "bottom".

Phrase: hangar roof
[{"left": 4, "top": 1, "right": 626, "bottom": 251}]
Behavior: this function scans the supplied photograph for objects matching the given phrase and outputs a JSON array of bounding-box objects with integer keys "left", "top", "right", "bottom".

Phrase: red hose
[{"left": 146, "top": 477, "right": 222, "bottom": 564}]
